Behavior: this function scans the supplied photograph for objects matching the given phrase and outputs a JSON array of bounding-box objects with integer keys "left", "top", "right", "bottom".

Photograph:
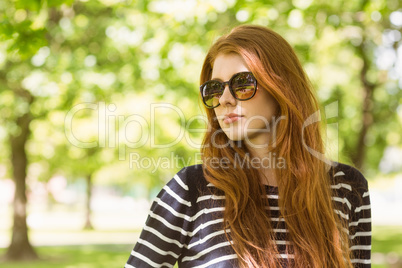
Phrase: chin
[
  {"left": 218, "top": 122, "right": 247, "bottom": 141},
  {"left": 227, "top": 136, "right": 244, "bottom": 142},
  {"left": 221, "top": 131, "right": 245, "bottom": 142}
]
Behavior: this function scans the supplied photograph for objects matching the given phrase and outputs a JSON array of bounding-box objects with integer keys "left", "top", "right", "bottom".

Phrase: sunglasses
[{"left": 200, "top": 72, "right": 257, "bottom": 109}]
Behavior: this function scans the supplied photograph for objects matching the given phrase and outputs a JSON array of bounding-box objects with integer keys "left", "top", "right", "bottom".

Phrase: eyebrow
[
  {"left": 210, "top": 77, "right": 224, "bottom": 82},
  {"left": 210, "top": 71, "right": 249, "bottom": 82}
]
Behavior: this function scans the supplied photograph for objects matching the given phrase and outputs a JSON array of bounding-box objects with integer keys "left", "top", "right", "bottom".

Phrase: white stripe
[
  {"left": 149, "top": 211, "right": 188, "bottom": 236},
  {"left": 188, "top": 229, "right": 230, "bottom": 249},
  {"left": 334, "top": 209, "right": 349, "bottom": 220},
  {"left": 332, "top": 197, "right": 352, "bottom": 210},
  {"left": 349, "top": 218, "right": 371, "bottom": 227},
  {"left": 155, "top": 198, "right": 224, "bottom": 223},
  {"left": 136, "top": 239, "right": 179, "bottom": 258},
  {"left": 355, "top": 205, "right": 371, "bottom": 213},
  {"left": 143, "top": 226, "right": 183, "bottom": 248},
  {"left": 154, "top": 198, "right": 192, "bottom": 221},
  {"left": 334, "top": 171, "right": 345, "bottom": 177},
  {"left": 190, "top": 218, "right": 224, "bottom": 236},
  {"left": 207, "top": 183, "right": 215, "bottom": 187},
  {"left": 163, "top": 185, "right": 192, "bottom": 207},
  {"left": 174, "top": 174, "right": 189, "bottom": 191},
  {"left": 192, "top": 254, "right": 238, "bottom": 268},
  {"left": 130, "top": 251, "right": 174, "bottom": 268},
  {"left": 277, "top": 254, "right": 295, "bottom": 259},
  {"left": 182, "top": 241, "right": 232, "bottom": 262},
  {"left": 350, "top": 245, "right": 372, "bottom": 250},
  {"left": 351, "top": 258, "right": 371, "bottom": 264},
  {"left": 331, "top": 183, "right": 352, "bottom": 191},
  {"left": 124, "top": 264, "right": 135, "bottom": 268},
  {"left": 271, "top": 217, "right": 286, "bottom": 222},
  {"left": 273, "top": 229, "right": 288, "bottom": 233},
  {"left": 192, "top": 207, "right": 225, "bottom": 222},
  {"left": 363, "top": 191, "right": 370, "bottom": 198},
  {"left": 265, "top": 194, "right": 279, "bottom": 199},
  {"left": 265, "top": 206, "right": 280, "bottom": 210},
  {"left": 196, "top": 195, "right": 225, "bottom": 203},
  {"left": 275, "top": 240, "right": 290, "bottom": 245},
  {"left": 349, "top": 231, "right": 372, "bottom": 240}
]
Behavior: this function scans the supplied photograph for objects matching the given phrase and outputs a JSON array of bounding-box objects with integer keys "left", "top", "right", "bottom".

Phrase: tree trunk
[
  {"left": 351, "top": 26, "right": 377, "bottom": 170},
  {"left": 83, "top": 174, "right": 94, "bottom": 230},
  {"left": 5, "top": 90, "right": 38, "bottom": 260}
]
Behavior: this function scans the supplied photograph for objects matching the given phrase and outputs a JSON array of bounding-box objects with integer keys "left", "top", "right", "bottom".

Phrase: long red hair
[{"left": 200, "top": 25, "right": 352, "bottom": 267}]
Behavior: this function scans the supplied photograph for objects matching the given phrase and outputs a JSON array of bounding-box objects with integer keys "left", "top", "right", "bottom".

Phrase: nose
[{"left": 218, "top": 85, "right": 237, "bottom": 107}]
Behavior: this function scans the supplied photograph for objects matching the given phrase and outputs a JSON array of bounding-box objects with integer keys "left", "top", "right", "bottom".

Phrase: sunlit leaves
[
  {"left": 1, "top": 0, "right": 402, "bottom": 195},
  {"left": 14, "top": 0, "right": 41, "bottom": 12}
]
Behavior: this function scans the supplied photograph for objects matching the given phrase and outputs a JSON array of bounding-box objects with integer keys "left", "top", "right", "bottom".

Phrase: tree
[
  {"left": 0, "top": 0, "right": 73, "bottom": 260},
  {"left": 5, "top": 88, "right": 37, "bottom": 260}
]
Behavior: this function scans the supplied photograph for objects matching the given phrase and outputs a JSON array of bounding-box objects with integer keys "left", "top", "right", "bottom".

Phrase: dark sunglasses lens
[
  {"left": 231, "top": 73, "right": 256, "bottom": 100},
  {"left": 202, "top": 81, "right": 222, "bottom": 108}
]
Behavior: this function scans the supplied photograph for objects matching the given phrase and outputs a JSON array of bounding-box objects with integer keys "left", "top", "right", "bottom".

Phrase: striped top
[{"left": 125, "top": 163, "right": 371, "bottom": 268}]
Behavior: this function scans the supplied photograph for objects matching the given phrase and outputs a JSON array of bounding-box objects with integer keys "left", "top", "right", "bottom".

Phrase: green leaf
[{"left": 14, "top": 0, "right": 42, "bottom": 11}]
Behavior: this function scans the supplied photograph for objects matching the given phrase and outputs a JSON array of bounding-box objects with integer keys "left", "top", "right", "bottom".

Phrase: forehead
[{"left": 211, "top": 53, "right": 250, "bottom": 80}]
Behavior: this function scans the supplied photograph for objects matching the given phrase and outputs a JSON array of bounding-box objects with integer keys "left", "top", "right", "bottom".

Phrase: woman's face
[{"left": 212, "top": 53, "right": 279, "bottom": 147}]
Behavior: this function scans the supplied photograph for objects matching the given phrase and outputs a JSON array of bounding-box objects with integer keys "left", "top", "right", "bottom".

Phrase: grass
[
  {"left": 372, "top": 225, "right": 402, "bottom": 268},
  {"left": 0, "top": 244, "right": 133, "bottom": 268},
  {"left": 0, "top": 226, "right": 400, "bottom": 268},
  {"left": 372, "top": 226, "right": 402, "bottom": 255}
]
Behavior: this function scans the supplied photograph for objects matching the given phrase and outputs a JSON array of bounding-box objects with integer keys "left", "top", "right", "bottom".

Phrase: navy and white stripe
[{"left": 125, "top": 163, "right": 371, "bottom": 267}]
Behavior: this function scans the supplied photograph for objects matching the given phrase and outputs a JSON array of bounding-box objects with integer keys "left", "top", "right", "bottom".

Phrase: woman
[{"left": 125, "top": 25, "right": 371, "bottom": 268}]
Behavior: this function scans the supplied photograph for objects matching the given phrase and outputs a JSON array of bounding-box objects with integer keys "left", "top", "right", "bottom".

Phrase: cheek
[
  {"left": 255, "top": 91, "right": 278, "bottom": 115},
  {"left": 212, "top": 108, "right": 224, "bottom": 129},
  {"left": 213, "top": 108, "right": 220, "bottom": 120},
  {"left": 213, "top": 106, "right": 227, "bottom": 119}
]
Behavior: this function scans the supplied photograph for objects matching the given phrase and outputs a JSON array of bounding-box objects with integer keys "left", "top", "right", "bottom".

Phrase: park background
[{"left": 1, "top": 0, "right": 402, "bottom": 267}]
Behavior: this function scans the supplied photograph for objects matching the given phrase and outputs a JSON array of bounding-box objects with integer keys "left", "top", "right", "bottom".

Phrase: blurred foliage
[{"left": 0, "top": 0, "right": 401, "bottom": 198}]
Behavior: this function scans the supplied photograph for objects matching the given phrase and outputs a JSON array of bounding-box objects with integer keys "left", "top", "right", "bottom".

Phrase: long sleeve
[
  {"left": 125, "top": 173, "right": 194, "bottom": 268},
  {"left": 348, "top": 168, "right": 372, "bottom": 268}
]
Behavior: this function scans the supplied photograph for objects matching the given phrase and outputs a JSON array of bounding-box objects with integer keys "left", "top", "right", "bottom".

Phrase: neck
[{"left": 245, "top": 144, "right": 278, "bottom": 187}]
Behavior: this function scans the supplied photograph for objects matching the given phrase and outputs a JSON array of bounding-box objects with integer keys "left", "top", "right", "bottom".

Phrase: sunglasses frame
[{"left": 200, "top": 71, "right": 257, "bottom": 109}]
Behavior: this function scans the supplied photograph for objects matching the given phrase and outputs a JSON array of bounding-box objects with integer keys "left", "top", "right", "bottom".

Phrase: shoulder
[
  {"left": 329, "top": 162, "right": 369, "bottom": 192},
  {"left": 166, "top": 164, "right": 209, "bottom": 204},
  {"left": 176, "top": 164, "right": 205, "bottom": 181},
  {"left": 328, "top": 162, "right": 370, "bottom": 209},
  {"left": 175, "top": 164, "right": 208, "bottom": 187}
]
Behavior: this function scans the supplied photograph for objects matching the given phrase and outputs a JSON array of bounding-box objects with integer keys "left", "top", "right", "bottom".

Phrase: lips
[{"left": 223, "top": 113, "right": 243, "bottom": 124}]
